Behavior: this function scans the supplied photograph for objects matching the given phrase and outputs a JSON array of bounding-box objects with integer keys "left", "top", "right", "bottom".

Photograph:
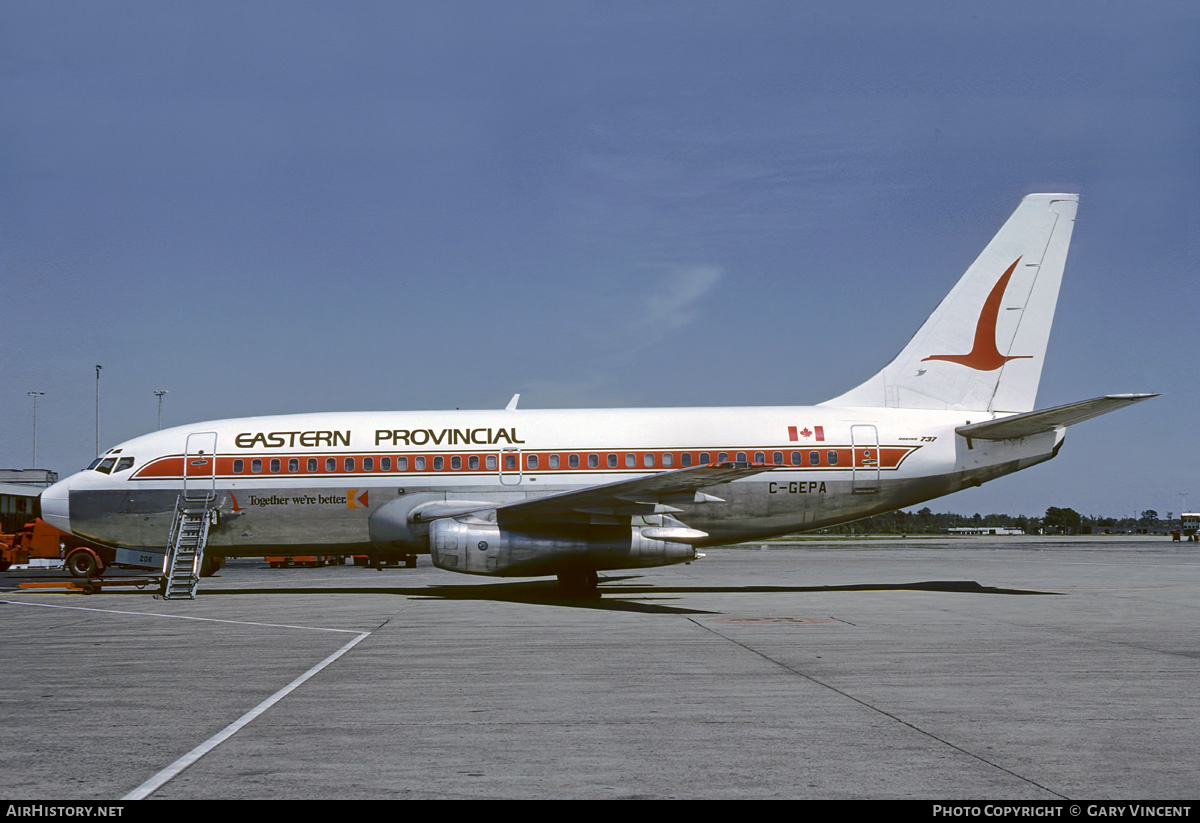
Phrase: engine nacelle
[
  {"left": 429, "top": 516, "right": 699, "bottom": 577},
  {"left": 369, "top": 493, "right": 502, "bottom": 552}
]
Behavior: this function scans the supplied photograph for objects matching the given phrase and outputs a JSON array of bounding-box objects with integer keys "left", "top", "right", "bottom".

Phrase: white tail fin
[{"left": 821, "top": 193, "right": 1078, "bottom": 413}]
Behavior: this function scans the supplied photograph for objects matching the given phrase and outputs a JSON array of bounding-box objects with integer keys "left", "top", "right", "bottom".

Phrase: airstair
[{"left": 160, "top": 432, "right": 218, "bottom": 600}]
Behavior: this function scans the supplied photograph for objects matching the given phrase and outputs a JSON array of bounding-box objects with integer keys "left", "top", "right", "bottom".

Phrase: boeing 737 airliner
[{"left": 40, "top": 194, "right": 1157, "bottom": 593}]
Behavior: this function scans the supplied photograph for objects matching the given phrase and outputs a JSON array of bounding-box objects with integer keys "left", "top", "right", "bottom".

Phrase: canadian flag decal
[{"left": 788, "top": 426, "right": 824, "bottom": 441}]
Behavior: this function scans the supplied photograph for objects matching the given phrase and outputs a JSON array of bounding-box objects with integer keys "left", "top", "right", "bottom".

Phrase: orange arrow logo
[{"left": 347, "top": 490, "right": 369, "bottom": 509}]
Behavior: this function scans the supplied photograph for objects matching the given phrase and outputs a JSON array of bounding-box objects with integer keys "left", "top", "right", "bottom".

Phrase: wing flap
[{"left": 955, "top": 393, "right": 1160, "bottom": 440}]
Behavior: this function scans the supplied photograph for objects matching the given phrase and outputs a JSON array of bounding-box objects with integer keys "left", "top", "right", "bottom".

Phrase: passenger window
[
  {"left": 643, "top": 453, "right": 654, "bottom": 468},
  {"left": 681, "top": 453, "right": 692, "bottom": 467},
  {"left": 289, "top": 458, "right": 299, "bottom": 472},
  {"left": 589, "top": 454, "right": 599, "bottom": 468},
  {"left": 252, "top": 459, "right": 262, "bottom": 473},
  {"left": 754, "top": 452, "right": 765, "bottom": 464},
  {"left": 809, "top": 451, "right": 820, "bottom": 465},
  {"left": 414, "top": 456, "right": 425, "bottom": 470},
  {"left": 326, "top": 458, "right": 337, "bottom": 472},
  {"left": 115, "top": 457, "right": 135, "bottom": 472},
  {"left": 718, "top": 452, "right": 728, "bottom": 462},
  {"left": 699, "top": 453, "right": 710, "bottom": 464},
  {"left": 828, "top": 451, "right": 838, "bottom": 466},
  {"left": 527, "top": 454, "right": 538, "bottom": 470},
  {"left": 625, "top": 453, "right": 636, "bottom": 468},
  {"left": 363, "top": 457, "right": 374, "bottom": 471},
  {"left": 270, "top": 458, "right": 281, "bottom": 473},
  {"left": 791, "top": 452, "right": 801, "bottom": 466},
  {"left": 607, "top": 454, "right": 617, "bottom": 468},
  {"left": 344, "top": 457, "right": 355, "bottom": 472},
  {"left": 468, "top": 455, "right": 479, "bottom": 470},
  {"left": 504, "top": 454, "right": 516, "bottom": 470},
  {"left": 398, "top": 457, "right": 408, "bottom": 471},
  {"left": 736, "top": 452, "right": 747, "bottom": 462},
  {"left": 451, "top": 456, "right": 461, "bottom": 470},
  {"left": 549, "top": 454, "right": 560, "bottom": 469},
  {"left": 662, "top": 453, "right": 673, "bottom": 467},
  {"left": 485, "top": 455, "right": 496, "bottom": 470},
  {"left": 568, "top": 454, "right": 579, "bottom": 468},
  {"left": 772, "top": 452, "right": 783, "bottom": 465},
  {"left": 233, "top": 459, "right": 244, "bottom": 473},
  {"left": 433, "top": 456, "right": 444, "bottom": 470},
  {"left": 381, "top": 457, "right": 391, "bottom": 471}
]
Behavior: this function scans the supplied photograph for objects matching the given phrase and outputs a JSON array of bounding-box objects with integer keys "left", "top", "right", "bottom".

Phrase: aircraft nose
[{"left": 40, "top": 476, "right": 72, "bottom": 534}]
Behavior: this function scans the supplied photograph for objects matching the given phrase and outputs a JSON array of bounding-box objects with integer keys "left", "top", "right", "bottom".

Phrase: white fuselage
[{"left": 41, "top": 404, "right": 1060, "bottom": 560}]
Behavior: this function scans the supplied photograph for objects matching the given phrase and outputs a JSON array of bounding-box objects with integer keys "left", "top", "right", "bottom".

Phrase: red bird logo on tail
[{"left": 922, "top": 258, "right": 1031, "bottom": 372}]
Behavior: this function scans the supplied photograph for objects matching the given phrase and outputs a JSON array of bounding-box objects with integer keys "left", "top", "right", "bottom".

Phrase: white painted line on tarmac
[
  {"left": 122, "top": 628, "right": 372, "bottom": 799},
  {"left": 0, "top": 598, "right": 363, "bottom": 633},
  {"left": 2, "top": 597, "right": 375, "bottom": 798}
]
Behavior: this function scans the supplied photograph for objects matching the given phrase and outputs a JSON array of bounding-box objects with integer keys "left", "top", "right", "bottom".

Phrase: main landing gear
[{"left": 556, "top": 568, "right": 599, "bottom": 595}]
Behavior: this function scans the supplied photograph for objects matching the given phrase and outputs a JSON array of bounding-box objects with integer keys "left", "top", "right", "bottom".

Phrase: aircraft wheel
[
  {"left": 66, "top": 548, "right": 105, "bottom": 579},
  {"left": 82, "top": 582, "right": 97, "bottom": 595},
  {"left": 557, "top": 568, "right": 599, "bottom": 594}
]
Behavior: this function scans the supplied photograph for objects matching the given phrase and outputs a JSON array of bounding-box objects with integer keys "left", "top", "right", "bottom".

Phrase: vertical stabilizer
[{"left": 820, "top": 193, "right": 1078, "bottom": 413}]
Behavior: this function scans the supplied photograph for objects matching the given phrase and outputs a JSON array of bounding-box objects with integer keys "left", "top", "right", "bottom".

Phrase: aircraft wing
[
  {"left": 494, "top": 461, "right": 772, "bottom": 526},
  {"left": 956, "top": 393, "right": 1160, "bottom": 440}
]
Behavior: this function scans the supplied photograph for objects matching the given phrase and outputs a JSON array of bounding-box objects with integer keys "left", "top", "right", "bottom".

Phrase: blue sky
[{"left": 3, "top": 1, "right": 1197, "bottom": 519}]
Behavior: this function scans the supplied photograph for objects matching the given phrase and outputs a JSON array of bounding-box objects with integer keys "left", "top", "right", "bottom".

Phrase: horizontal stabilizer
[{"left": 955, "top": 394, "right": 1160, "bottom": 440}]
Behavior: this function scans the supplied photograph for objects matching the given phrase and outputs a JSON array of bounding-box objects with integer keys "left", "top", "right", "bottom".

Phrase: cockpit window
[
  {"left": 114, "top": 457, "right": 135, "bottom": 473},
  {"left": 95, "top": 458, "right": 117, "bottom": 474},
  {"left": 87, "top": 457, "right": 103, "bottom": 470}
]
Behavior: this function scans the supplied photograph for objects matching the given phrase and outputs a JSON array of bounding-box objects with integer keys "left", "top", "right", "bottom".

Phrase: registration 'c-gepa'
[{"left": 40, "top": 193, "right": 1158, "bottom": 597}]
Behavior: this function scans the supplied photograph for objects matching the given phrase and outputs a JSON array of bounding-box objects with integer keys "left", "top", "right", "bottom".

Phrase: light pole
[
  {"left": 27, "top": 391, "right": 44, "bottom": 467},
  {"left": 154, "top": 390, "right": 168, "bottom": 430}
]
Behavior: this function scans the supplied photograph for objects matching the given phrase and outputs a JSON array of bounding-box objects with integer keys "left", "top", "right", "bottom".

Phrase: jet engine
[{"left": 429, "top": 514, "right": 701, "bottom": 578}]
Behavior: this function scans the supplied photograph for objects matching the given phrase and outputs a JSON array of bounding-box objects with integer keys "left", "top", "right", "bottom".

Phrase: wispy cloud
[{"left": 591, "top": 263, "right": 724, "bottom": 354}]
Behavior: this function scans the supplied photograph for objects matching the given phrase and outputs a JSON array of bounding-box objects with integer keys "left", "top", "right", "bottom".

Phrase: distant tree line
[{"left": 819, "top": 507, "right": 1176, "bottom": 535}]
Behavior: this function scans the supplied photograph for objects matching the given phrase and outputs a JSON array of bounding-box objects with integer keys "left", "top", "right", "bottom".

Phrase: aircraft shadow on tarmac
[{"left": 203, "top": 577, "right": 1060, "bottom": 616}]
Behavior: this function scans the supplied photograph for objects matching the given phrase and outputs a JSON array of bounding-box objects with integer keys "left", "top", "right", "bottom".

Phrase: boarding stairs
[
  {"left": 161, "top": 496, "right": 214, "bottom": 599},
  {"left": 160, "top": 432, "right": 218, "bottom": 600}
]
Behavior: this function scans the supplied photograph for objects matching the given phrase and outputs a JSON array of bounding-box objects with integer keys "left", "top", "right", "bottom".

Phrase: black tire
[
  {"left": 557, "top": 568, "right": 599, "bottom": 594},
  {"left": 66, "top": 549, "right": 104, "bottom": 579}
]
